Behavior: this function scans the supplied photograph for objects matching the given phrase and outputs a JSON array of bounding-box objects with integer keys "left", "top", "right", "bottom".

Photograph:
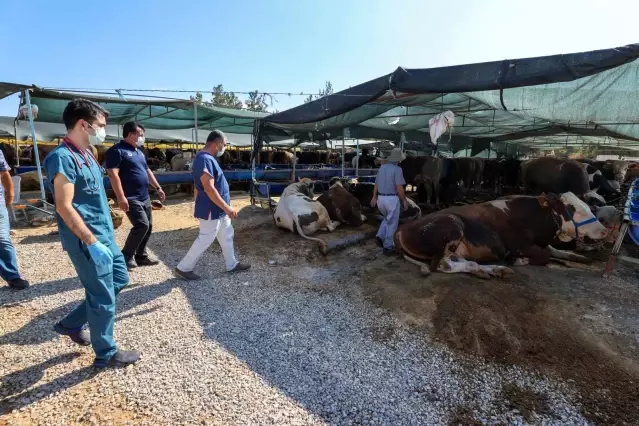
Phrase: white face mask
[
  {"left": 136, "top": 136, "right": 145, "bottom": 147},
  {"left": 216, "top": 144, "right": 226, "bottom": 157},
  {"left": 87, "top": 124, "right": 106, "bottom": 146}
]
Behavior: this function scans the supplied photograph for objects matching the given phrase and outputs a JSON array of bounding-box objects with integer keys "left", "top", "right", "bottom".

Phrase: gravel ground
[{"left": 0, "top": 195, "right": 596, "bottom": 425}]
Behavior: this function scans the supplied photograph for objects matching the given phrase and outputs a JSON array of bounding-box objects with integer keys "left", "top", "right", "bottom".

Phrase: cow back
[
  {"left": 522, "top": 157, "right": 589, "bottom": 196},
  {"left": 317, "top": 184, "right": 364, "bottom": 226}
]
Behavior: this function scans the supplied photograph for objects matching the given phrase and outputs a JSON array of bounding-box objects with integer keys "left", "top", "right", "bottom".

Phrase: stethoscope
[{"left": 62, "top": 137, "right": 104, "bottom": 191}]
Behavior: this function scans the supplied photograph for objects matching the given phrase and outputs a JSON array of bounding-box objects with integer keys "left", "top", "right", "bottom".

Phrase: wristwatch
[{"left": 155, "top": 186, "right": 163, "bottom": 192}]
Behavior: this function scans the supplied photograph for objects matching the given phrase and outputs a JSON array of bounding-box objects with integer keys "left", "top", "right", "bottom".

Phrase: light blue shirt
[{"left": 375, "top": 163, "right": 406, "bottom": 195}]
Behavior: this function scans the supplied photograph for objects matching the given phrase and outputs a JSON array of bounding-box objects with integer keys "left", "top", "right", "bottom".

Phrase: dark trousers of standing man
[{"left": 122, "top": 198, "right": 153, "bottom": 262}]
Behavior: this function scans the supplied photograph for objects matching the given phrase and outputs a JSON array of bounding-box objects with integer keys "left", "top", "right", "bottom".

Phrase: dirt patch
[
  {"left": 447, "top": 406, "right": 483, "bottom": 426},
  {"left": 359, "top": 258, "right": 639, "bottom": 425},
  {"left": 501, "top": 383, "right": 550, "bottom": 422}
]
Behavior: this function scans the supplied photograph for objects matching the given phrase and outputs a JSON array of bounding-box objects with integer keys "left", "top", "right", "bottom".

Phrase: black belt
[{"left": 378, "top": 193, "right": 397, "bottom": 196}]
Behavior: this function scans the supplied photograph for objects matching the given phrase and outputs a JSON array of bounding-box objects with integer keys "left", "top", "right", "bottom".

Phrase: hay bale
[
  {"left": 18, "top": 171, "right": 44, "bottom": 191},
  {"left": 110, "top": 207, "right": 124, "bottom": 229}
]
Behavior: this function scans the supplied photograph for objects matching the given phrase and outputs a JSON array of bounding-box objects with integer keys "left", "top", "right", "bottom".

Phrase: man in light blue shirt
[
  {"left": 370, "top": 148, "right": 408, "bottom": 254},
  {"left": 174, "top": 130, "right": 250, "bottom": 280}
]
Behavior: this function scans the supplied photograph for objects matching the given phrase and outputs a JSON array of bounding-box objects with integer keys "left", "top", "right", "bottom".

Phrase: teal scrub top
[{"left": 43, "top": 143, "right": 115, "bottom": 252}]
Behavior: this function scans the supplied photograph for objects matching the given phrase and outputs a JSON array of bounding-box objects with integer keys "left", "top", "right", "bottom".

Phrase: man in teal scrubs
[{"left": 43, "top": 98, "right": 140, "bottom": 368}]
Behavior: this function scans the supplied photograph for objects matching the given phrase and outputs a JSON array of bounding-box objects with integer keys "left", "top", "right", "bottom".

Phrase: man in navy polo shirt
[
  {"left": 106, "top": 122, "right": 165, "bottom": 270},
  {"left": 174, "top": 130, "right": 249, "bottom": 280}
]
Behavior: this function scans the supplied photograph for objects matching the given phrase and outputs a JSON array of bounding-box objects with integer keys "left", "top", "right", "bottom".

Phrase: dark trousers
[{"left": 122, "top": 198, "right": 153, "bottom": 260}]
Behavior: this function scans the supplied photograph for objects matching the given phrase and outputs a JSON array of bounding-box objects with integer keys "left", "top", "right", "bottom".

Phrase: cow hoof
[
  {"left": 472, "top": 270, "right": 492, "bottom": 279},
  {"left": 493, "top": 266, "right": 515, "bottom": 278}
]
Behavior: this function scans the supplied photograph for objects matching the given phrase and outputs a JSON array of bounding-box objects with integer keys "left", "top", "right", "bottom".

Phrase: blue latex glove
[{"left": 87, "top": 241, "right": 113, "bottom": 274}]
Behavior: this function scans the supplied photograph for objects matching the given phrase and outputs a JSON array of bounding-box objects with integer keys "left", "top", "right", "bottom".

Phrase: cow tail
[{"left": 294, "top": 219, "right": 328, "bottom": 254}]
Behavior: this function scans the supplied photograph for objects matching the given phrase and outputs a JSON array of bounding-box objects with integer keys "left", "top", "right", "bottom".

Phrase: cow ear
[{"left": 537, "top": 193, "right": 549, "bottom": 208}]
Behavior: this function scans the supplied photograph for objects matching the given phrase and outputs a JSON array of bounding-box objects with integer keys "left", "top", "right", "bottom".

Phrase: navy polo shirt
[
  {"left": 105, "top": 141, "right": 149, "bottom": 201},
  {"left": 193, "top": 151, "right": 230, "bottom": 220}
]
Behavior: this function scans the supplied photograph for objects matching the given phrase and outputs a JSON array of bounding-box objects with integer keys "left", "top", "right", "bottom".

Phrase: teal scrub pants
[{"left": 60, "top": 240, "right": 129, "bottom": 361}]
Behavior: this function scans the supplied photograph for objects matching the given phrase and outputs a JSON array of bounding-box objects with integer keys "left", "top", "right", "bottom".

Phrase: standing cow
[
  {"left": 273, "top": 180, "right": 340, "bottom": 254},
  {"left": 521, "top": 158, "right": 590, "bottom": 196},
  {"left": 452, "top": 158, "right": 476, "bottom": 194},
  {"left": 395, "top": 191, "right": 608, "bottom": 278},
  {"left": 400, "top": 156, "right": 444, "bottom": 207},
  {"left": 471, "top": 158, "right": 485, "bottom": 190}
]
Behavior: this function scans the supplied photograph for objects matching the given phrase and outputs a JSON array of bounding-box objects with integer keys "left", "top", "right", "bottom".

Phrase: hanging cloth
[{"left": 428, "top": 110, "right": 455, "bottom": 144}]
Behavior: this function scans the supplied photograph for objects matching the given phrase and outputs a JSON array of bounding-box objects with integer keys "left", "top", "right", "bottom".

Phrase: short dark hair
[
  {"left": 62, "top": 98, "right": 109, "bottom": 130},
  {"left": 206, "top": 130, "right": 226, "bottom": 144},
  {"left": 123, "top": 122, "right": 145, "bottom": 138}
]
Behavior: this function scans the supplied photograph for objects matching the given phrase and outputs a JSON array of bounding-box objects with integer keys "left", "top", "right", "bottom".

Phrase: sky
[{"left": 0, "top": 0, "right": 637, "bottom": 118}]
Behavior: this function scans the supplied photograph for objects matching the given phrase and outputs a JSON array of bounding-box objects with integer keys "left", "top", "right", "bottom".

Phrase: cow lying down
[
  {"left": 329, "top": 177, "right": 422, "bottom": 224},
  {"left": 395, "top": 192, "right": 608, "bottom": 279},
  {"left": 317, "top": 180, "right": 367, "bottom": 226},
  {"left": 274, "top": 181, "right": 340, "bottom": 254}
]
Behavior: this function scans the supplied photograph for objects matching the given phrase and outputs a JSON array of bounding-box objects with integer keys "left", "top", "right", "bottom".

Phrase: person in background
[
  {"left": 0, "top": 150, "right": 28, "bottom": 290},
  {"left": 43, "top": 98, "right": 139, "bottom": 368},
  {"left": 174, "top": 130, "right": 250, "bottom": 280},
  {"left": 370, "top": 148, "right": 408, "bottom": 254},
  {"left": 105, "top": 122, "right": 165, "bottom": 270}
]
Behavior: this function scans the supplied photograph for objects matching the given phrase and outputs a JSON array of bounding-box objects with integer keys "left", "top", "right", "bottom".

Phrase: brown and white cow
[
  {"left": 273, "top": 180, "right": 340, "bottom": 254},
  {"left": 317, "top": 179, "right": 367, "bottom": 227},
  {"left": 332, "top": 178, "right": 422, "bottom": 223},
  {"left": 394, "top": 192, "right": 607, "bottom": 278}
]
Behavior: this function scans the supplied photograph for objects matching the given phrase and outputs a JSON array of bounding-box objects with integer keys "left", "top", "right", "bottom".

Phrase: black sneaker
[
  {"left": 135, "top": 256, "right": 160, "bottom": 267},
  {"left": 94, "top": 349, "right": 140, "bottom": 368},
  {"left": 173, "top": 268, "right": 200, "bottom": 281},
  {"left": 228, "top": 262, "right": 251, "bottom": 273},
  {"left": 375, "top": 237, "right": 383, "bottom": 248},
  {"left": 54, "top": 322, "right": 91, "bottom": 346},
  {"left": 7, "top": 278, "right": 29, "bottom": 290},
  {"left": 125, "top": 258, "right": 137, "bottom": 270},
  {"left": 383, "top": 248, "right": 398, "bottom": 256}
]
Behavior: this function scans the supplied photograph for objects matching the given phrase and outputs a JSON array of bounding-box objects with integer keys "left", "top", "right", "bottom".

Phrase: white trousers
[
  {"left": 177, "top": 216, "right": 238, "bottom": 272},
  {"left": 376, "top": 195, "right": 400, "bottom": 249}
]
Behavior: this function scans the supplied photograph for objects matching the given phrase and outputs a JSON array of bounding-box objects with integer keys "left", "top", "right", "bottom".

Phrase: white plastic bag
[{"left": 429, "top": 110, "right": 455, "bottom": 144}]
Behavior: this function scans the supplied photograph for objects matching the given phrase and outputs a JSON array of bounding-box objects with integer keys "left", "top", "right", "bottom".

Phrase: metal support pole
[
  {"left": 193, "top": 102, "right": 199, "bottom": 144},
  {"left": 355, "top": 138, "right": 359, "bottom": 177},
  {"left": 24, "top": 90, "right": 46, "bottom": 201},
  {"left": 400, "top": 132, "right": 406, "bottom": 152},
  {"left": 341, "top": 136, "right": 345, "bottom": 177},
  {"left": 13, "top": 120, "right": 19, "bottom": 167},
  {"left": 292, "top": 135, "right": 296, "bottom": 182}
]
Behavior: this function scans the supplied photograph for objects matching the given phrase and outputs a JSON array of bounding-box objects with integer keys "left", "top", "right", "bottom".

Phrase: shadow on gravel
[
  {"left": 0, "top": 277, "right": 81, "bottom": 308},
  {"left": 147, "top": 219, "right": 445, "bottom": 425},
  {"left": 17, "top": 232, "right": 60, "bottom": 245},
  {"left": 0, "top": 352, "right": 97, "bottom": 415},
  {"left": 0, "top": 278, "right": 178, "bottom": 347}
]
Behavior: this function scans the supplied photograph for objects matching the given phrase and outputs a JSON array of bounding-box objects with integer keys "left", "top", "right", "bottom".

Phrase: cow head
[
  {"left": 297, "top": 178, "right": 315, "bottom": 197},
  {"left": 540, "top": 192, "right": 607, "bottom": 241},
  {"left": 607, "top": 160, "right": 629, "bottom": 182},
  {"left": 592, "top": 205, "right": 623, "bottom": 243}
]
